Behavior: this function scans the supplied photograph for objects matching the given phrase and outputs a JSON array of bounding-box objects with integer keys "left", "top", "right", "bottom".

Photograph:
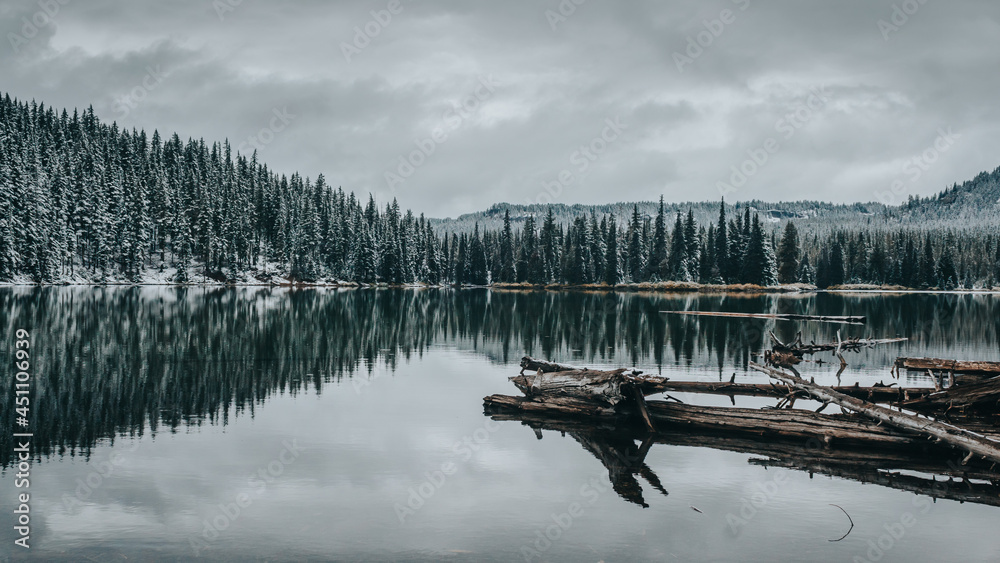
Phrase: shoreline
[{"left": 2, "top": 280, "right": 999, "bottom": 295}]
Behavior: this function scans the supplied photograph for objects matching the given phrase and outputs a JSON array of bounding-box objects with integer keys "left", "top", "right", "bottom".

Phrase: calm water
[{"left": 1, "top": 288, "right": 999, "bottom": 562}]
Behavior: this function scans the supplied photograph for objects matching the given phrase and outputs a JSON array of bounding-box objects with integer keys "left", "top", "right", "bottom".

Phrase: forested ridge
[{"left": 1, "top": 93, "right": 999, "bottom": 289}]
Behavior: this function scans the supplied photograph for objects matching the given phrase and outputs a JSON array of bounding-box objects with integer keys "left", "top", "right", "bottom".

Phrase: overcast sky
[{"left": 3, "top": 0, "right": 999, "bottom": 218}]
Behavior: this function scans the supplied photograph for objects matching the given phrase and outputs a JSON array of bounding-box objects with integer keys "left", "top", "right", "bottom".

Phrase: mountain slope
[{"left": 430, "top": 167, "right": 1000, "bottom": 235}]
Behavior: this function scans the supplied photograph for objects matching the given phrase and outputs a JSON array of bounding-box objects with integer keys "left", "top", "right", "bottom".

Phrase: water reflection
[
  {"left": 1, "top": 287, "right": 998, "bottom": 468},
  {"left": 490, "top": 405, "right": 1000, "bottom": 511}
]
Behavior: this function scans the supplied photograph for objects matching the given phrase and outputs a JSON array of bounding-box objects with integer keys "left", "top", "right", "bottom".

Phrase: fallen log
[
  {"left": 509, "top": 368, "right": 630, "bottom": 405},
  {"left": 749, "top": 362, "right": 1000, "bottom": 465},
  {"left": 519, "top": 355, "right": 644, "bottom": 376},
  {"left": 512, "top": 361, "right": 963, "bottom": 414},
  {"left": 894, "top": 357, "right": 1000, "bottom": 375},
  {"left": 662, "top": 311, "right": 866, "bottom": 325},
  {"left": 485, "top": 394, "right": 922, "bottom": 448},
  {"left": 654, "top": 379, "right": 933, "bottom": 404},
  {"left": 770, "top": 331, "right": 907, "bottom": 356},
  {"left": 903, "top": 375, "right": 1000, "bottom": 412},
  {"left": 519, "top": 356, "right": 585, "bottom": 374}
]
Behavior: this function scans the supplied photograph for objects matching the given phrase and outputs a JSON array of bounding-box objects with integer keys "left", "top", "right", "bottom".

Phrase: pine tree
[
  {"left": 713, "top": 200, "right": 729, "bottom": 283},
  {"left": 797, "top": 254, "right": 814, "bottom": 284},
  {"left": 516, "top": 214, "right": 536, "bottom": 283},
  {"left": 727, "top": 210, "right": 744, "bottom": 282},
  {"left": 626, "top": 205, "right": 644, "bottom": 282},
  {"left": 829, "top": 239, "right": 846, "bottom": 287},
  {"left": 604, "top": 215, "right": 621, "bottom": 285},
  {"left": 901, "top": 237, "right": 918, "bottom": 287},
  {"left": 540, "top": 209, "right": 560, "bottom": 283},
  {"left": 455, "top": 234, "right": 468, "bottom": 285},
  {"left": 499, "top": 209, "right": 515, "bottom": 282},
  {"left": 918, "top": 235, "right": 935, "bottom": 289},
  {"left": 935, "top": 234, "right": 958, "bottom": 290},
  {"left": 684, "top": 209, "right": 699, "bottom": 277},
  {"left": 646, "top": 196, "right": 667, "bottom": 280},
  {"left": 468, "top": 224, "right": 488, "bottom": 285},
  {"left": 776, "top": 221, "right": 799, "bottom": 284},
  {"left": 815, "top": 250, "right": 831, "bottom": 289},
  {"left": 868, "top": 237, "right": 887, "bottom": 284},
  {"left": 740, "top": 213, "right": 776, "bottom": 286},
  {"left": 667, "top": 212, "right": 689, "bottom": 281},
  {"left": 591, "top": 214, "right": 606, "bottom": 283}
]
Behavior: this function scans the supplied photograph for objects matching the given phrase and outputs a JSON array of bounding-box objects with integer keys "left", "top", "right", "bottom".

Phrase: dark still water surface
[{"left": 1, "top": 287, "right": 999, "bottom": 562}]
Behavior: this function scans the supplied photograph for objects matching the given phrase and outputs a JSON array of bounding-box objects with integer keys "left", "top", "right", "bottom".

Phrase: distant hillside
[
  {"left": 887, "top": 165, "right": 1000, "bottom": 224},
  {"left": 430, "top": 165, "right": 1000, "bottom": 235}
]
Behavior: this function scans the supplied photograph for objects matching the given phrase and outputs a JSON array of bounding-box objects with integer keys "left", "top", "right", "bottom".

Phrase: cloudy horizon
[{"left": 2, "top": 0, "right": 999, "bottom": 218}]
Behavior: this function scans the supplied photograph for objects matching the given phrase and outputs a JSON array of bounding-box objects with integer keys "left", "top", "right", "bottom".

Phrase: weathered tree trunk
[
  {"left": 903, "top": 375, "right": 1000, "bottom": 411},
  {"left": 485, "top": 394, "right": 922, "bottom": 448},
  {"left": 519, "top": 356, "right": 585, "bottom": 374},
  {"left": 509, "top": 369, "right": 630, "bottom": 405},
  {"left": 749, "top": 362, "right": 1000, "bottom": 465},
  {"left": 894, "top": 357, "right": 1000, "bottom": 375},
  {"left": 769, "top": 331, "right": 907, "bottom": 356},
  {"left": 653, "top": 379, "right": 932, "bottom": 404}
]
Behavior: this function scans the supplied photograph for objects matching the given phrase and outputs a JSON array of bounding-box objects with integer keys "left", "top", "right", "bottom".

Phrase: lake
[{"left": 1, "top": 287, "right": 999, "bottom": 562}]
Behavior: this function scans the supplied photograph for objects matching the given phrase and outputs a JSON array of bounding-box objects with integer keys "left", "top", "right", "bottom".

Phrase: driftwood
[
  {"left": 770, "top": 331, "right": 907, "bottom": 356},
  {"left": 519, "top": 355, "right": 644, "bottom": 376},
  {"left": 902, "top": 375, "right": 1000, "bottom": 412},
  {"left": 485, "top": 394, "right": 925, "bottom": 449},
  {"left": 661, "top": 311, "right": 866, "bottom": 325},
  {"left": 654, "top": 379, "right": 933, "bottom": 404},
  {"left": 749, "top": 362, "right": 1000, "bottom": 466},
  {"left": 894, "top": 357, "right": 1000, "bottom": 376},
  {"left": 519, "top": 356, "right": 584, "bottom": 374},
  {"left": 487, "top": 356, "right": 1000, "bottom": 509},
  {"left": 509, "top": 369, "right": 630, "bottom": 405}
]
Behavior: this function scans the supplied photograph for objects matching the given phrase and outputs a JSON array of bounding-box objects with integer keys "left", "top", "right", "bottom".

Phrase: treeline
[
  {"left": 459, "top": 201, "right": 1000, "bottom": 290},
  {"left": 0, "top": 94, "right": 447, "bottom": 284},
  {"left": 457, "top": 201, "right": 781, "bottom": 286},
  {"left": 2, "top": 93, "right": 999, "bottom": 288}
]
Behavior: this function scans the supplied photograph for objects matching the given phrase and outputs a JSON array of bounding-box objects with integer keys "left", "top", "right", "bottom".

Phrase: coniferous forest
[{"left": 2, "top": 93, "right": 999, "bottom": 289}]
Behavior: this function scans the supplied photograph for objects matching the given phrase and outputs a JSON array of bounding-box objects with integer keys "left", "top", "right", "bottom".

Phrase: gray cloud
[{"left": 3, "top": 0, "right": 999, "bottom": 217}]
